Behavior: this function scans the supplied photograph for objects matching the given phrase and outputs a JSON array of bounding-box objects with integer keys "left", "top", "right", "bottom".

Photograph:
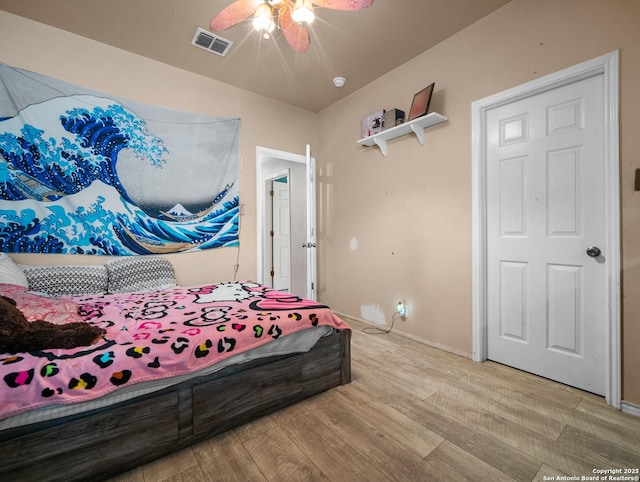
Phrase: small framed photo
[{"left": 407, "top": 82, "right": 435, "bottom": 121}]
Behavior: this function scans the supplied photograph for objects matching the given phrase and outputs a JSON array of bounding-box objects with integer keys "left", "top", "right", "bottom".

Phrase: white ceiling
[{"left": 0, "top": 0, "right": 511, "bottom": 112}]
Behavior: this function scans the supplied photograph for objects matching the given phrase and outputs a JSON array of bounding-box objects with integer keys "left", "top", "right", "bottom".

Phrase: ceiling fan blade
[
  {"left": 280, "top": 10, "right": 310, "bottom": 53},
  {"left": 311, "top": 0, "right": 373, "bottom": 10},
  {"left": 210, "top": 0, "right": 258, "bottom": 31}
]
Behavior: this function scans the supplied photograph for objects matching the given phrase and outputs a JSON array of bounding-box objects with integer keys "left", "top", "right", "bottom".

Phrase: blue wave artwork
[{"left": 0, "top": 63, "right": 240, "bottom": 255}]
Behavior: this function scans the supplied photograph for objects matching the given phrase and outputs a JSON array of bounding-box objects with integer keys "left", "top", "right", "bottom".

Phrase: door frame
[
  {"left": 471, "top": 51, "right": 620, "bottom": 407},
  {"left": 256, "top": 146, "right": 316, "bottom": 299}
]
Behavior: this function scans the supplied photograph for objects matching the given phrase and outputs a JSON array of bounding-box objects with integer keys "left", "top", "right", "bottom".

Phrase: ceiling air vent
[{"left": 191, "top": 28, "right": 233, "bottom": 56}]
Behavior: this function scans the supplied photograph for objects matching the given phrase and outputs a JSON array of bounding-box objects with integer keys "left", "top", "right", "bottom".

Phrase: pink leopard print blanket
[{"left": 0, "top": 282, "right": 349, "bottom": 421}]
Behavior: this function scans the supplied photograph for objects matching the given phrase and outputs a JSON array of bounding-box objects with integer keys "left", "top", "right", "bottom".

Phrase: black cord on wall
[{"left": 363, "top": 311, "right": 401, "bottom": 335}]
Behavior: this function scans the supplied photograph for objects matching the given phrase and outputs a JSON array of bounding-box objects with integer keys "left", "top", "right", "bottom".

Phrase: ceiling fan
[{"left": 210, "top": 0, "right": 374, "bottom": 53}]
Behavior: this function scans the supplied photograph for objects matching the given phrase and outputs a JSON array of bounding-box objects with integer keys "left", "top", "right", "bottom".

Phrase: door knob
[{"left": 586, "top": 246, "right": 601, "bottom": 258}]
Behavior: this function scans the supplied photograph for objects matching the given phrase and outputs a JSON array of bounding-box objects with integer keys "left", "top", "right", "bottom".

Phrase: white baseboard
[
  {"left": 335, "top": 311, "right": 472, "bottom": 360},
  {"left": 621, "top": 401, "right": 640, "bottom": 417}
]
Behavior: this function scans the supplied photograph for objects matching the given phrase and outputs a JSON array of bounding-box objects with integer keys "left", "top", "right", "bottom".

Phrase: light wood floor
[{"left": 109, "top": 319, "right": 640, "bottom": 482}]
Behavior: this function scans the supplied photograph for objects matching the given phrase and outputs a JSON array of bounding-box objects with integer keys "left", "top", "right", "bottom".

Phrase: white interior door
[
  {"left": 486, "top": 73, "right": 606, "bottom": 395},
  {"left": 305, "top": 144, "right": 317, "bottom": 300},
  {"left": 271, "top": 176, "right": 290, "bottom": 291}
]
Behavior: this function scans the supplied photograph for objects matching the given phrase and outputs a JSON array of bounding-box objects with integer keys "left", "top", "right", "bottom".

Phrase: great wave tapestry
[{"left": 0, "top": 63, "right": 240, "bottom": 256}]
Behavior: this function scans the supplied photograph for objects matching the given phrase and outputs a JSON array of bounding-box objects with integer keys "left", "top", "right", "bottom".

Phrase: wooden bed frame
[{"left": 0, "top": 329, "right": 351, "bottom": 481}]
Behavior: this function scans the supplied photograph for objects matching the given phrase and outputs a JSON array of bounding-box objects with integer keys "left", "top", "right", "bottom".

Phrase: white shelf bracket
[
  {"left": 372, "top": 137, "right": 388, "bottom": 156},
  {"left": 410, "top": 123, "right": 425, "bottom": 145}
]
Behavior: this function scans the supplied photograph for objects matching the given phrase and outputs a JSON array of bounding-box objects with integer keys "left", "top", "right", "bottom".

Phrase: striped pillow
[
  {"left": 105, "top": 256, "right": 176, "bottom": 294},
  {"left": 19, "top": 264, "right": 108, "bottom": 295}
]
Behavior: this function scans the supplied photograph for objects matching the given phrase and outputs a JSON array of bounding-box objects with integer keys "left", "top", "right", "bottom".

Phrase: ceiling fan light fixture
[
  {"left": 291, "top": 0, "right": 315, "bottom": 24},
  {"left": 253, "top": 2, "right": 274, "bottom": 32},
  {"left": 211, "top": 0, "right": 373, "bottom": 53}
]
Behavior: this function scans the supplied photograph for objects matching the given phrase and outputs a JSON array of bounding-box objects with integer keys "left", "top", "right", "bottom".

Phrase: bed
[{"left": 0, "top": 256, "right": 351, "bottom": 481}]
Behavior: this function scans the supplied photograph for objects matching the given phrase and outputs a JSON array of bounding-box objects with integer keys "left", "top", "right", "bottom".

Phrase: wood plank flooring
[{"left": 108, "top": 318, "right": 640, "bottom": 482}]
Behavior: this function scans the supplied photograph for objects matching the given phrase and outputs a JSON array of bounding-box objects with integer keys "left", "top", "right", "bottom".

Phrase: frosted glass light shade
[
  {"left": 292, "top": 0, "right": 314, "bottom": 24},
  {"left": 253, "top": 3, "right": 273, "bottom": 31}
]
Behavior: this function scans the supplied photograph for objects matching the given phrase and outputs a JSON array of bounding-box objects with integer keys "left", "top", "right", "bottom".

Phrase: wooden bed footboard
[{"left": 0, "top": 329, "right": 351, "bottom": 482}]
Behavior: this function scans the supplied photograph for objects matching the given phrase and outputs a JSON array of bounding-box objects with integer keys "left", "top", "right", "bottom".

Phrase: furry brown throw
[{"left": 0, "top": 295, "right": 104, "bottom": 354}]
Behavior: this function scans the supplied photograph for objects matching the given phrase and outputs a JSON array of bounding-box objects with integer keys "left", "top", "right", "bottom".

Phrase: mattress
[
  {"left": 1, "top": 281, "right": 350, "bottom": 430},
  {"left": 0, "top": 325, "right": 332, "bottom": 430}
]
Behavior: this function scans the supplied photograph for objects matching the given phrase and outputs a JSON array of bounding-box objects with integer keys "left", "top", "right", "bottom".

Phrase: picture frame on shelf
[{"left": 407, "top": 82, "right": 435, "bottom": 121}]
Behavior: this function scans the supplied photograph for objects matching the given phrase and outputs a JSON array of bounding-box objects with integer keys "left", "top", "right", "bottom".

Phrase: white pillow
[{"left": 0, "top": 253, "right": 28, "bottom": 287}]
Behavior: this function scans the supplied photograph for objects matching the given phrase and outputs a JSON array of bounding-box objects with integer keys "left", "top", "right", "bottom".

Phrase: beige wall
[
  {"left": 0, "top": 11, "right": 317, "bottom": 287},
  {"left": 317, "top": 0, "right": 640, "bottom": 403},
  {"left": 2, "top": 0, "right": 640, "bottom": 405}
]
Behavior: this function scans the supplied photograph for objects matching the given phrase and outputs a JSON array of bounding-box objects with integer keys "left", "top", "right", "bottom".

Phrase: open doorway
[{"left": 256, "top": 146, "right": 316, "bottom": 299}]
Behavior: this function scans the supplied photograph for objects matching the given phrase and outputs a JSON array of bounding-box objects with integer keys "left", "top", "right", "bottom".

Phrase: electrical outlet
[{"left": 397, "top": 301, "right": 407, "bottom": 320}]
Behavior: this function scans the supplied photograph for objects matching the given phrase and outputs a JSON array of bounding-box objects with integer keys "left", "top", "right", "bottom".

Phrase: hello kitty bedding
[{"left": 0, "top": 281, "right": 349, "bottom": 425}]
